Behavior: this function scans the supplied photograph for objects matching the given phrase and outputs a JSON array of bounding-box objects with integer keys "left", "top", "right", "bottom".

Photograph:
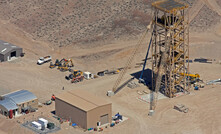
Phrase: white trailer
[
  {"left": 83, "top": 72, "right": 94, "bottom": 79},
  {"left": 31, "top": 121, "right": 42, "bottom": 130},
  {"left": 37, "top": 56, "right": 52, "bottom": 65},
  {"left": 38, "top": 118, "right": 48, "bottom": 128}
]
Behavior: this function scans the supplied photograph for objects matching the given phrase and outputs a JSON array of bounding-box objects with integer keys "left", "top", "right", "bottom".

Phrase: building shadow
[{"left": 51, "top": 110, "right": 56, "bottom": 115}]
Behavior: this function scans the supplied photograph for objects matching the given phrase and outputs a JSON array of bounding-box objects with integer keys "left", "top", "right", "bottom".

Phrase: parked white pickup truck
[{"left": 37, "top": 56, "right": 52, "bottom": 65}]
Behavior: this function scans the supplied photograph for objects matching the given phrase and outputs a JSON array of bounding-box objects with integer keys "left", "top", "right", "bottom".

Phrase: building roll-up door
[
  {"left": 100, "top": 114, "right": 108, "bottom": 125},
  {"left": 11, "top": 51, "right": 16, "bottom": 57}
]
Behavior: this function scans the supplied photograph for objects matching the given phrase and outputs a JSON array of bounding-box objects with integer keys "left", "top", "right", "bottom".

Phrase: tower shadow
[{"left": 130, "top": 68, "right": 153, "bottom": 90}]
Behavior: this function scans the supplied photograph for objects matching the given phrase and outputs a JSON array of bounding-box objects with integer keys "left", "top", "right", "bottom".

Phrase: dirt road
[{"left": 0, "top": 1, "right": 221, "bottom": 133}]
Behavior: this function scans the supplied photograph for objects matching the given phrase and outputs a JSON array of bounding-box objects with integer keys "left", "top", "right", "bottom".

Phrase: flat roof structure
[
  {"left": 56, "top": 89, "right": 112, "bottom": 129},
  {"left": 152, "top": 0, "right": 188, "bottom": 13},
  {"left": 0, "top": 40, "right": 21, "bottom": 55},
  {"left": 56, "top": 89, "right": 111, "bottom": 112}
]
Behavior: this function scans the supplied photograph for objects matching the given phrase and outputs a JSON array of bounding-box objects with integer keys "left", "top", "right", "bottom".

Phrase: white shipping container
[
  {"left": 83, "top": 72, "right": 94, "bottom": 79},
  {"left": 31, "top": 121, "right": 42, "bottom": 130},
  {"left": 38, "top": 118, "right": 48, "bottom": 128}
]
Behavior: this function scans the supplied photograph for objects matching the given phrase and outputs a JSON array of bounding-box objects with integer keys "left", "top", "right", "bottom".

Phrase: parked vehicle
[{"left": 37, "top": 56, "right": 52, "bottom": 65}]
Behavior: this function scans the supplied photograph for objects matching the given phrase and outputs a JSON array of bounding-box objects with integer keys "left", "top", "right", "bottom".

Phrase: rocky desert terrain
[{"left": 0, "top": 0, "right": 221, "bottom": 134}]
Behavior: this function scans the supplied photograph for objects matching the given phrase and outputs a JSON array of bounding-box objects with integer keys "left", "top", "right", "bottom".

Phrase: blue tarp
[{"left": 72, "top": 123, "right": 77, "bottom": 127}]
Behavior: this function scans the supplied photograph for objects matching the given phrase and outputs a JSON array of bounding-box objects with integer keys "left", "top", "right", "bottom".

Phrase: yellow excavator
[
  {"left": 65, "top": 70, "right": 83, "bottom": 80},
  {"left": 49, "top": 62, "right": 56, "bottom": 68},
  {"left": 49, "top": 58, "right": 66, "bottom": 69},
  {"left": 57, "top": 59, "right": 74, "bottom": 72},
  {"left": 65, "top": 70, "right": 84, "bottom": 83},
  {"left": 179, "top": 73, "right": 200, "bottom": 84}
]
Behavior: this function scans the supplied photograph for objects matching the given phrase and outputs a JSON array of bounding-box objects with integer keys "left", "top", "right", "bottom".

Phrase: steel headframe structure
[{"left": 151, "top": 0, "right": 190, "bottom": 98}]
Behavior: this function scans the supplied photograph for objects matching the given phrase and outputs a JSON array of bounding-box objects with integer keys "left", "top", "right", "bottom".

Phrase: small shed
[
  {"left": 55, "top": 89, "right": 112, "bottom": 129},
  {"left": 0, "top": 40, "right": 23, "bottom": 62},
  {"left": 0, "top": 90, "right": 38, "bottom": 117}
]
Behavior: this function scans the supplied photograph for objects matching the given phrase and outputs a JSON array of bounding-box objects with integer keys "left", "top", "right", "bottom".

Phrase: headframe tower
[{"left": 151, "top": 0, "right": 190, "bottom": 98}]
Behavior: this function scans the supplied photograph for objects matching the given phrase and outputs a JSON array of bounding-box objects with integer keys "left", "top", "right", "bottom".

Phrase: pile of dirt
[{"left": 0, "top": 0, "right": 152, "bottom": 47}]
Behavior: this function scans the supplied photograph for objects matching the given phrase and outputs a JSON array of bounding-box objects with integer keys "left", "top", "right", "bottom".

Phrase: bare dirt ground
[{"left": 0, "top": 0, "right": 221, "bottom": 134}]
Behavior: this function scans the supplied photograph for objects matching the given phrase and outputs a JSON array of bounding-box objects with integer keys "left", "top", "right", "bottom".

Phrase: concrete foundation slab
[{"left": 137, "top": 92, "right": 167, "bottom": 103}]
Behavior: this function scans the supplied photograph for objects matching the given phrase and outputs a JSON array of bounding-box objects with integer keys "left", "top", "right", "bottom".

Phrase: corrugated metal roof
[
  {"left": 152, "top": 0, "right": 188, "bottom": 13},
  {"left": 0, "top": 40, "right": 21, "bottom": 55},
  {"left": 3, "top": 90, "right": 37, "bottom": 104},
  {"left": 0, "top": 98, "right": 18, "bottom": 110},
  {"left": 56, "top": 89, "right": 111, "bottom": 112}
]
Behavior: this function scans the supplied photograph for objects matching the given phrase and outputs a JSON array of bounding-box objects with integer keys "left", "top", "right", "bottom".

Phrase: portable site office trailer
[{"left": 83, "top": 72, "right": 94, "bottom": 79}]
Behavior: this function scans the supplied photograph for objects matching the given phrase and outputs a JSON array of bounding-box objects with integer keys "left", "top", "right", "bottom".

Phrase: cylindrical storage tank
[{"left": 9, "top": 110, "right": 13, "bottom": 119}]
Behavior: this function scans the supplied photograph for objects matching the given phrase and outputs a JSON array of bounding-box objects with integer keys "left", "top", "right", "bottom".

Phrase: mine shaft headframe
[
  {"left": 150, "top": 0, "right": 190, "bottom": 98},
  {"left": 152, "top": 0, "right": 188, "bottom": 14}
]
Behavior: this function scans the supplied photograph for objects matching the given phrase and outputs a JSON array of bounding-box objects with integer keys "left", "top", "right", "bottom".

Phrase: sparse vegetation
[{"left": 0, "top": 0, "right": 152, "bottom": 46}]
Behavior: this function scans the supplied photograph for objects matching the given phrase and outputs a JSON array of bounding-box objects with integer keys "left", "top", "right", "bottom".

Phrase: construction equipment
[
  {"left": 180, "top": 73, "right": 200, "bottom": 84},
  {"left": 180, "top": 73, "right": 200, "bottom": 79},
  {"left": 71, "top": 75, "right": 84, "bottom": 83},
  {"left": 66, "top": 70, "right": 83, "bottom": 80},
  {"left": 72, "top": 70, "right": 83, "bottom": 77},
  {"left": 49, "top": 58, "right": 62, "bottom": 68},
  {"left": 66, "top": 59, "right": 74, "bottom": 67},
  {"left": 58, "top": 66, "right": 69, "bottom": 72},
  {"left": 57, "top": 59, "right": 74, "bottom": 72},
  {"left": 57, "top": 58, "right": 66, "bottom": 66},
  {"left": 49, "top": 62, "right": 56, "bottom": 68},
  {"left": 68, "top": 70, "right": 84, "bottom": 83},
  {"left": 55, "top": 59, "right": 60, "bottom": 66}
]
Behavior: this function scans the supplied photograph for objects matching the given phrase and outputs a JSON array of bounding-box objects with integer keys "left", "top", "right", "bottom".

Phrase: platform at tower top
[{"left": 152, "top": 0, "right": 188, "bottom": 13}]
